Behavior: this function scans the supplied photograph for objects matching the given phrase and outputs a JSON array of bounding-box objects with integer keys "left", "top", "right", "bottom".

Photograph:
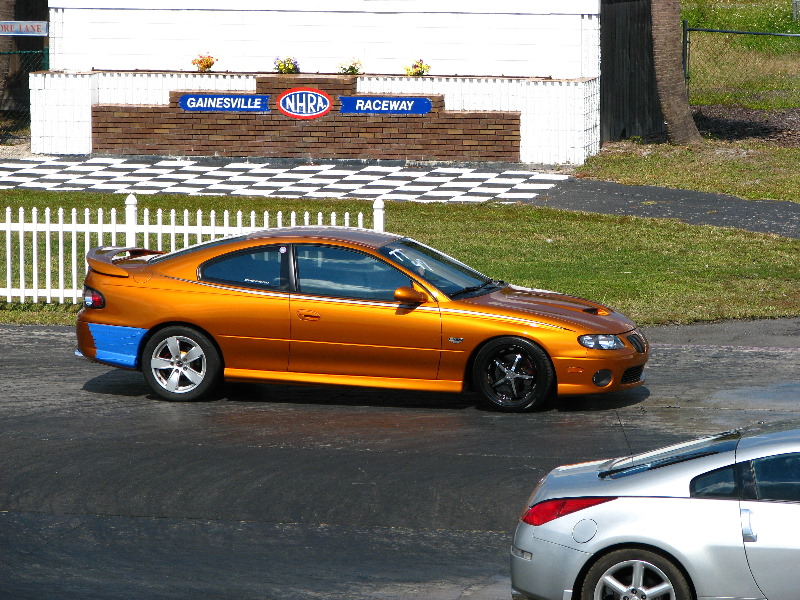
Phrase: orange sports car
[{"left": 76, "top": 227, "right": 648, "bottom": 411}]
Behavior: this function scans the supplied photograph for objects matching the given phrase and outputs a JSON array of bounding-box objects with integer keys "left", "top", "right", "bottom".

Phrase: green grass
[
  {"left": 2, "top": 191, "right": 798, "bottom": 327},
  {"left": 683, "top": 0, "right": 800, "bottom": 44},
  {"left": 682, "top": 0, "right": 800, "bottom": 109},
  {"left": 577, "top": 140, "right": 800, "bottom": 203}
]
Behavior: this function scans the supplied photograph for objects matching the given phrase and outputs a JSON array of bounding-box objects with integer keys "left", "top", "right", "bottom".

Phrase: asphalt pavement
[
  {"left": 538, "top": 177, "right": 800, "bottom": 239},
  {"left": 2, "top": 322, "right": 799, "bottom": 600}
]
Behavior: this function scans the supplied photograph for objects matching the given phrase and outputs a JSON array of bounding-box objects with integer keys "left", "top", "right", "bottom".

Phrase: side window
[
  {"left": 295, "top": 245, "right": 412, "bottom": 301},
  {"left": 752, "top": 453, "right": 800, "bottom": 502},
  {"left": 690, "top": 465, "right": 739, "bottom": 499},
  {"left": 201, "top": 245, "right": 288, "bottom": 290}
]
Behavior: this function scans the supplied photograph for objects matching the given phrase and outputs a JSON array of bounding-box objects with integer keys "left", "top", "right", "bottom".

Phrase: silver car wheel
[
  {"left": 150, "top": 335, "right": 207, "bottom": 394},
  {"left": 593, "top": 559, "right": 674, "bottom": 600},
  {"left": 142, "top": 326, "right": 222, "bottom": 402},
  {"left": 582, "top": 549, "right": 692, "bottom": 600}
]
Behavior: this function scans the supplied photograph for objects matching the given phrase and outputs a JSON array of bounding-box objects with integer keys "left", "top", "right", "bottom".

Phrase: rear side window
[
  {"left": 201, "top": 246, "right": 288, "bottom": 290},
  {"left": 690, "top": 465, "right": 739, "bottom": 499}
]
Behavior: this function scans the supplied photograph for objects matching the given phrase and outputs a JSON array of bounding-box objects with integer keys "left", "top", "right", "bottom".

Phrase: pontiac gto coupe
[{"left": 76, "top": 227, "right": 648, "bottom": 411}]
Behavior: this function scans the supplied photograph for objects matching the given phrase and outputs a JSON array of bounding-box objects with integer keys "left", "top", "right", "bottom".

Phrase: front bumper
[{"left": 552, "top": 354, "right": 647, "bottom": 396}]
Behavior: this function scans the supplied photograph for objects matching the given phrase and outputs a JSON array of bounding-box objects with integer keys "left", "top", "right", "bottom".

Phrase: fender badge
[{"left": 448, "top": 337, "right": 464, "bottom": 344}]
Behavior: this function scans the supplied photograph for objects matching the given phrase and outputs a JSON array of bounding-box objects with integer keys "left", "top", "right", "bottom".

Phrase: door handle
[
  {"left": 741, "top": 508, "right": 757, "bottom": 542},
  {"left": 297, "top": 309, "right": 321, "bottom": 321}
]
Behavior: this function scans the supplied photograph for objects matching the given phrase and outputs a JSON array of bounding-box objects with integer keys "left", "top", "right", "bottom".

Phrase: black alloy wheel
[{"left": 472, "top": 337, "right": 554, "bottom": 412}]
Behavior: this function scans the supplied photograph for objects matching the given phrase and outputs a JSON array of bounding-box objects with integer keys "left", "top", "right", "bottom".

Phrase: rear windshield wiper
[{"left": 599, "top": 450, "right": 719, "bottom": 479}]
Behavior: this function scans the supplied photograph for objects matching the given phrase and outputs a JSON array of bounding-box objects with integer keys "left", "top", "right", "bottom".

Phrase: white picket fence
[{"left": 1, "top": 195, "right": 386, "bottom": 304}]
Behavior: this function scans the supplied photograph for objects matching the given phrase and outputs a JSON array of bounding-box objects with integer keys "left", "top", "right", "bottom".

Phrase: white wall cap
[{"left": 48, "top": 0, "right": 600, "bottom": 16}]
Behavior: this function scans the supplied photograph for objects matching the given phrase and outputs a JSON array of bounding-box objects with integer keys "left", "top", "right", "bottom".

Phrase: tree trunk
[{"left": 651, "top": 0, "right": 702, "bottom": 145}]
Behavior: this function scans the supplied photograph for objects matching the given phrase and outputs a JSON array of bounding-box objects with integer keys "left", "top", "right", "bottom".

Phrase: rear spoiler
[{"left": 86, "top": 246, "right": 165, "bottom": 278}]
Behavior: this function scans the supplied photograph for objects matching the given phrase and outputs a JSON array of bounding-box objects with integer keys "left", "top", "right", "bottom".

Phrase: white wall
[
  {"left": 48, "top": 1, "right": 600, "bottom": 79},
  {"left": 35, "top": 1, "right": 602, "bottom": 164},
  {"left": 30, "top": 72, "right": 599, "bottom": 164}
]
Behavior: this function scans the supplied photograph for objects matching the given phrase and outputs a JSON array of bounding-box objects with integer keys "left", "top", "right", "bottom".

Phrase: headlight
[{"left": 578, "top": 334, "right": 625, "bottom": 350}]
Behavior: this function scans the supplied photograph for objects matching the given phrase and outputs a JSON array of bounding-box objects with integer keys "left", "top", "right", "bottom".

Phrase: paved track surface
[{"left": 2, "top": 320, "right": 798, "bottom": 600}]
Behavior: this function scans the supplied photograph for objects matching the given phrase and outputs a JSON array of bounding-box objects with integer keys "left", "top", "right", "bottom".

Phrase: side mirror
[{"left": 394, "top": 286, "right": 428, "bottom": 304}]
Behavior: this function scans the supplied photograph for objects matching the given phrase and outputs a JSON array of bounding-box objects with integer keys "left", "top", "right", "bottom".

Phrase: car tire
[
  {"left": 142, "top": 326, "right": 221, "bottom": 402},
  {"left": 472, "top": 337, "right": 554, "bottom": 412},
  {"left": 580, "top": 548, "right": 692, "bottom": 600}
]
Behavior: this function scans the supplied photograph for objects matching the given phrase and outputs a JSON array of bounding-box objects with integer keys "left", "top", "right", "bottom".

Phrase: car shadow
[
  {"left": 82, "top": 368, "right": 151, "bottom": 397},
  {"left": 220, "top": 381, "right": 476, "bottom": 411},
  {"left": 81, "top": 369, "right": 651, "bottom": 412},
  {"left": 549, "top": 386, "right": 651, "bottom": 412}
]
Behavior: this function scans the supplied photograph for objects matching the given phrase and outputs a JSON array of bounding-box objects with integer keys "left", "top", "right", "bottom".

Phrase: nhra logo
[{"left": 277, "top": 87, "right": 332, "bottom": 119}]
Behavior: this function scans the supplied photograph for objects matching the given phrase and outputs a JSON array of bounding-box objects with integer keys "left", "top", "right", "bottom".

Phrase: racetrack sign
[
  {"left": 0, "top": 21, "right": 48, "bottom": 36},
  {"left": 277, "top": 88, "right": 332, "bottom": 119},
  {"left": 340, "top": 97, "right": 432, "bottom": 115},
  {"left": 179, "top": 94, "right": 270, "bottom": 112}
]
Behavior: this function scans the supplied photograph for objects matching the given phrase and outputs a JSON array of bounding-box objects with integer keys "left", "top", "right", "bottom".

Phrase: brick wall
[{"left": 92, "top": 75, "right": 520, "bottom": 162}]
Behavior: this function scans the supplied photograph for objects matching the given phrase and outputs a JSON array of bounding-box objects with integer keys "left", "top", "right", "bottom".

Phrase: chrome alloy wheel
[
  {"left": 592, "top": 559, "right": 676, "bottom": 600},
  {"left": 149, "top": 335, "right": 207, "bottom": 394}
]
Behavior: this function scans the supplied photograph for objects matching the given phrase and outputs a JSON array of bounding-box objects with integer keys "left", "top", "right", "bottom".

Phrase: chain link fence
[
  {"left": 1, "top": 50, "right": 48, "bottom": 144},
  {"left": 684, "top": 24, "right": 800, "bottom": 109}
]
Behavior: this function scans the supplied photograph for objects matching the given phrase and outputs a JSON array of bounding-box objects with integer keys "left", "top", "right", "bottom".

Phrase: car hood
[{"left": 459, "top": 285, "right": 638, "bottom": 333}]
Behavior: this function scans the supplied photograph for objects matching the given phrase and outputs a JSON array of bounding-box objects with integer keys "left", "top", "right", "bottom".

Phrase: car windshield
[
  {"left": 599, "top": 430, "right": 741, "bottom": 479},
  {"left": 378, "top": 238, "right": 498, "bottom": 298}
]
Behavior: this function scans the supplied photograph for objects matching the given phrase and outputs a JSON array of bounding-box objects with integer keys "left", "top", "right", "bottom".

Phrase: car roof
[
  {"left": 246, "top": 227, "right": 402, "bottom": 249},
  {"left": 147, "top": 227, "right": 404, "bottom": 266},
  {"left": 736, "top": 419, "right": 800, "bottom": 460}
]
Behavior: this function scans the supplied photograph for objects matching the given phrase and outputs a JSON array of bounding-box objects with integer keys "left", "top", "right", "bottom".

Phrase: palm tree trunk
[{"left": 651, "top": 0, "right": 702, "bottom": 145}]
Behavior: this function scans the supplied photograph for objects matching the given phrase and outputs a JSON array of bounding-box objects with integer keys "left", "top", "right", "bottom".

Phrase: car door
[
  {"left": 739, "top": 453, "right": 800, "bottom": 600},
  {"left": 198, "top": 244, "right": 291, "bottom": 372},
  {"left": 289, "top": 244, "right": 442, "bottom": 380}
]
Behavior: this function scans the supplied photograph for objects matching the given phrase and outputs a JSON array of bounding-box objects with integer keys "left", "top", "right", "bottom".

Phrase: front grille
[
  {"left": 627, "top": 332, "right": 647, "bottom": 353},
  {"left": 621, "top": 365, "right": 645, "bottom": 384}
]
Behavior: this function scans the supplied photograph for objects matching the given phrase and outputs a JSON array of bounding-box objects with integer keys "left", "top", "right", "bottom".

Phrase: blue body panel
[{"left": 87, "top": 323, "right": 148, "bottom": 368}]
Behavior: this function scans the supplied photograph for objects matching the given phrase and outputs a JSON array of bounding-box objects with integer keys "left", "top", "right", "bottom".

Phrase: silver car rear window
[{"left": 600, "top": 432, "right": 740, "bottom": 479}]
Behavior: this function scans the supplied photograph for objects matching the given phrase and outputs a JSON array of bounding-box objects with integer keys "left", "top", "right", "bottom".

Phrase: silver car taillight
[{"left": 521, "top": 497, "right": 617, "bottom": 526}]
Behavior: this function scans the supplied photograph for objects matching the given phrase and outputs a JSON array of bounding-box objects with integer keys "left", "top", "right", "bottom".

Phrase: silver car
[{"left": 511, "top": 421, "right": 800, "bottom": 600}]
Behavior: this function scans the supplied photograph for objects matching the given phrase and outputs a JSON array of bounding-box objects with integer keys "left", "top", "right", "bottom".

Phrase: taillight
[
  {"left": 83, "top": 286, "right": 105, "bottom": 309},
  {"left": 521, "top": 497, "right": 616, "bottom": 526}
]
